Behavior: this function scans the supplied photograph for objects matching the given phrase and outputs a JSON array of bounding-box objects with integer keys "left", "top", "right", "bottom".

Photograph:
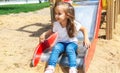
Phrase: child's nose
[
  {"left": 55, "top": 15, "right": 59, "bottom": 19},
  {"left": 55, "top": 15, "right": 58, "bottom": 18}
]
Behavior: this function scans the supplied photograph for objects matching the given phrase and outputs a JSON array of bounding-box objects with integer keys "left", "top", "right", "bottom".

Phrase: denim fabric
[
  {"left": 59, "top": 55, "right": 84, "bottom": 68},
  {"left": 48, "top": 42, "right": 78, "bottom": 67}
]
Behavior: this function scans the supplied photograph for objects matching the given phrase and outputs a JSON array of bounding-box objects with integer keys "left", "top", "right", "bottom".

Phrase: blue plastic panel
[{"left": 74, "top": 1, "right": 98, "bottom": 40}]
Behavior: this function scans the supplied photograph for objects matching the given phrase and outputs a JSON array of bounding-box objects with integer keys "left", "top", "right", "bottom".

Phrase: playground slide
[
  {"left": 81, "top": 0, "right": 102, "bottom": 72},
  {"left": 59, "top": 0, "right": 102, "bottom": 72},
  {"left": 31, "top": 0, "right": 102, "bottom": 73}
]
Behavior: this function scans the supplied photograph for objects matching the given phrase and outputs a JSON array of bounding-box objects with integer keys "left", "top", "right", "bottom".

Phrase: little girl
[{"left": 39, "top": 2, "right": 90, "bottom": 73}]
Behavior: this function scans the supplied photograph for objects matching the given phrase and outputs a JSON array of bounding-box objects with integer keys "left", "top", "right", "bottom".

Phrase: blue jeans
[{"left": 48, "top": 42, "right": 78, "bottom": 67}]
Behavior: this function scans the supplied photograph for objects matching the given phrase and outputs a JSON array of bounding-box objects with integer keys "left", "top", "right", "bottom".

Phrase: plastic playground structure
[{"left": 31, "top": 0, "right": 102, "bottom": 73}]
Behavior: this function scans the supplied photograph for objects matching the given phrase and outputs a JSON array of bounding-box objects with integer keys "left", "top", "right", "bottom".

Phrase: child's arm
[
  {"left": 39, "top": 29, "right": 54, "bottom": 43},
  {"left": 79, "top": 26, "right": 91, "bottom": 48}
]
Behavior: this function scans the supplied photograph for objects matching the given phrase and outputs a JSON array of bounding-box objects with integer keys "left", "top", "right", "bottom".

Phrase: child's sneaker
[
  {"left": 44, "top": 65, "right": 55, "bottom": 73},
  {"left": 69, "top": 67, "right": 78, "bottom": 73}
]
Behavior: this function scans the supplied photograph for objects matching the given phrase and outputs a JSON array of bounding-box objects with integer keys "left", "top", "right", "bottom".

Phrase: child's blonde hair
[{"left": 54, "top": 2, "right": 75, "bottom": 38}]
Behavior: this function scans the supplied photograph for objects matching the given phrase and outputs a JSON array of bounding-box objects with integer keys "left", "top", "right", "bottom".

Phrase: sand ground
[{"left": 0, "top": 7, "right": 120, "bottom": 73}]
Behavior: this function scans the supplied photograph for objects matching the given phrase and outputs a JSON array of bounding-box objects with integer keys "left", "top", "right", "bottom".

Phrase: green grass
[{"left": 0, "top": 2, "right": 50, "bottom": 15}]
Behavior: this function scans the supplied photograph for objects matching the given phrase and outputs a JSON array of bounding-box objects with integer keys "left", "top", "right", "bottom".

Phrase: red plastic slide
[{"left": 31, "top": 32, "right": 58, "bottom": 67}]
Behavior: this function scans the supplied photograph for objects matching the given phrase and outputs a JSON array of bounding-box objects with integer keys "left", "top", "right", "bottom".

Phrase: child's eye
[
  {"left": 55, "top": 12, "right": 61, "bottom": 15},
  {"left": 58, "top": 13, "right": 61, "bottom": 15}
]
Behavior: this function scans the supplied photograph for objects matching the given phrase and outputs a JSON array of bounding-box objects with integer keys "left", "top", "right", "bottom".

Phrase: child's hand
[
  {"left": 39, "top": 33, "right": 45, "bottom": 43},
  {"left": 39, "top": 29, "right": 53, "bottom": 43},
  {"left": 83, "top": 38, "right": 91, "bottom": 48}
]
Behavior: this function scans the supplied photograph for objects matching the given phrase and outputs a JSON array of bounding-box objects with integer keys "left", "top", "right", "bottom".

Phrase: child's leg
[
  {"left": 45, "top": 42, "right": 65, "bottom": 73},
  {"left": 48, "top": 42, "right": 65, "bottom": 66},
  {"left": 66, "top": 42, "right": 78, "bottom": 67},
  {"left": 66, "top": 42, "right": 78, "bottom": 73}
]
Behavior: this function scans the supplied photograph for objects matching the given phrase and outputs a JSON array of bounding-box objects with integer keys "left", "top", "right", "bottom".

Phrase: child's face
[{"left": 55, "top": 5, "right": 67, "bottom": 23}]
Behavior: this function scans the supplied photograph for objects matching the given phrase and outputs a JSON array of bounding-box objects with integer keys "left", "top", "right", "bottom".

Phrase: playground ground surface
[{"left": 0, "top": 7, "right": 120, "bottom": 73}]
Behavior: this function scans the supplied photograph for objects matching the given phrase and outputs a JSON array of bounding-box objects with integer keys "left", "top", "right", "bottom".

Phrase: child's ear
[
  {"left": 66, "top": 15, "right": 69, "bottom": 18},
  {"left": 66, "top": 14, "right": 69, "bottom": 18},
  {"left": 66, "top": 13, "right": 71, "bottom": 18}
]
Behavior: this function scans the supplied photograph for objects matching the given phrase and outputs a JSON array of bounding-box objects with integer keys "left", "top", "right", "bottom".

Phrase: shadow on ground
[{"left": 16, "top": 23, "right": 52, "bottom": 37}]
